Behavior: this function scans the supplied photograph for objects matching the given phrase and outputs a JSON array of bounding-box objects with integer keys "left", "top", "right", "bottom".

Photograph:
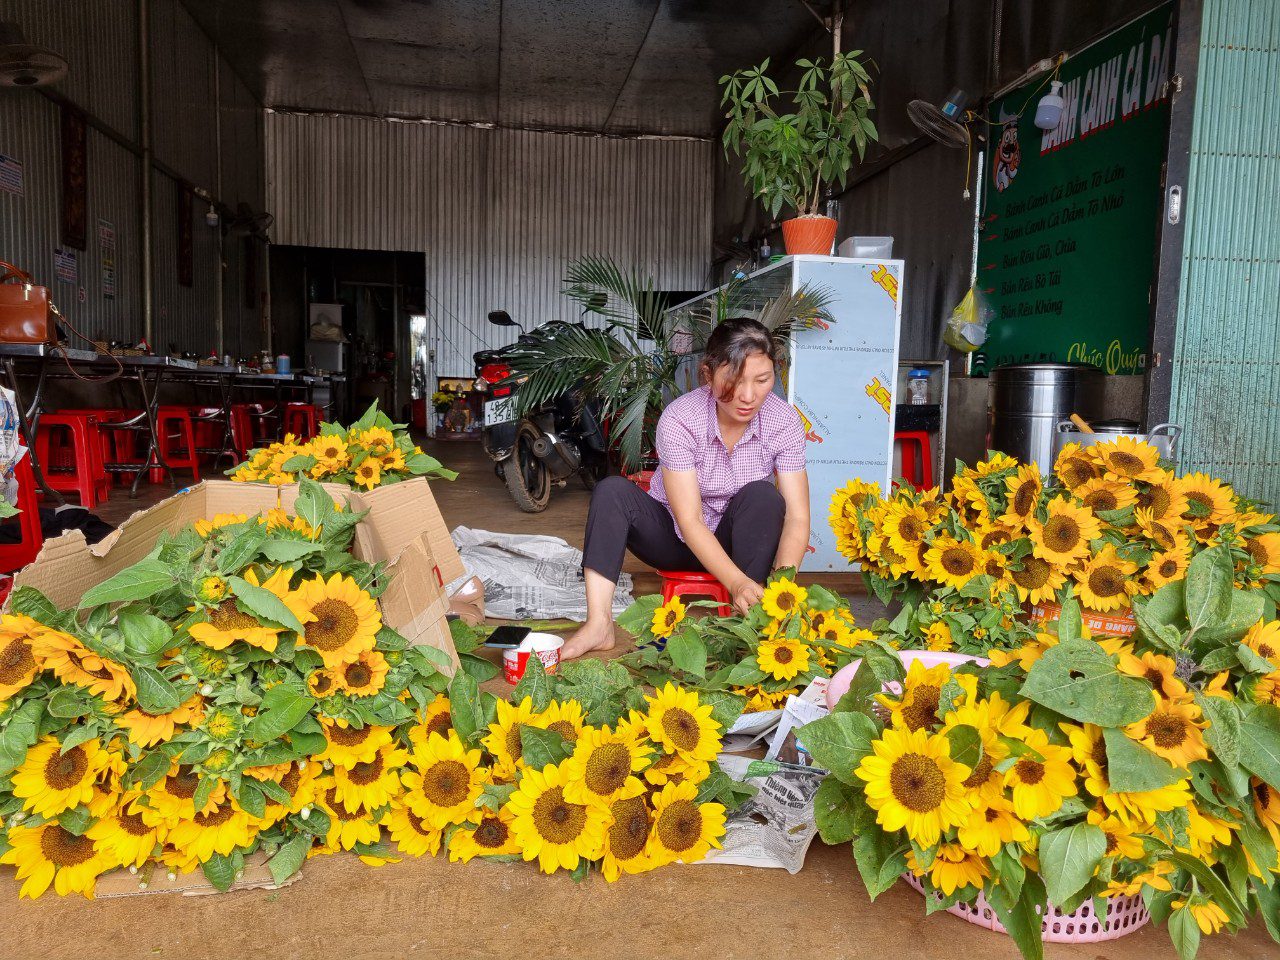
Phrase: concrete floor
[{"left": 7, "top": 439, "right": 1275, "bottom": 960}]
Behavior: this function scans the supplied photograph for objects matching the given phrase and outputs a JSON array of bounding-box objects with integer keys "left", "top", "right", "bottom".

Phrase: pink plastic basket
[{"left": 902, "top": 873, "right": 1150, "bottom": 943}]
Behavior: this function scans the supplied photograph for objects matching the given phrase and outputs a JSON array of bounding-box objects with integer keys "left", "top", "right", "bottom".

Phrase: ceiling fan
[{"left": 0, "top": 22, "right": 68, "bottom": 89}]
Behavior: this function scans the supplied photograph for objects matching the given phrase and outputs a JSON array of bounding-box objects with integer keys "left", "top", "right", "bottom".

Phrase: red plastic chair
[
  {"left": 34, "top": 413, "right": 109, "bottom": 507},
  {"left": 657, "top": 570, "right": 732, "bottom": 617},
  {"left": 0, "top": 455, "right": 44, "bottom": 573},
  {"left": 151, "top": 406, "right": 201, "bottom": 485},
  {"left": 894, "top": 430, "right": 934, "bottom": 491},
  {"left": 283, "top": 402, "right": 322, "bottom": 441},
  {"left": 59, "top": 407, "right": 145, "bottom": 485}
]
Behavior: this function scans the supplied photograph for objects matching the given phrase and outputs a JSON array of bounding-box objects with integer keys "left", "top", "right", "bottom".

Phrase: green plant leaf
[
  {"left": 228, "top": 575, "right": 306, "bottom": 634},
  {"left": 1198, "top": 588, "right": 1266, "bottom": 644},
  {"left": 987, "top": 871, "right": 1046, "bottom": 960},
  {"left": 131, "top": 749, "right": 172, "bottom": 789},
  {"left": 235, "top": 779, "right": 267, "bottom": 818},
  {"left": 794, "top": 711, "right": 878, "bottom": 781},
  {"left": 46, "top": 686, "right": 91, "bottom": 720},
  {"left": 458, "top": 652, "right": 500, "bottom": 683},
  {"left": 259, "top": 540, "right": 323, "bottom": 564},
  {"left": 447, "top": 671, "right": 492, "bottom": 748},
  {"left": 1198, "top": 694, "right": 1242, "bottom": 772},
  {"left": 118, "top": 611, "right": 175, "bottom": 661},
  {"left": 812, "top": 776, "right": 862, "bottom": 844},
  {"left": 202, "top": 851, "right": 239, "bottom": 892},
  {"left": 1184, "top": 545, "right": 1234, "bottom": 637},
  {"left": 1102, "top": 728, "right": 1183, "bottom": 792},
  {"left": 216, "top": 524, "right": 268, "bottom": 574},
  {"left": 520, "top": 725, "right": 572, "bottom": 770},
  {"left": 133, "top": 664, "right": 183, "bottom": 714},
  {"left": 1039, "top": 822, "right": 1106, "bottom": 908},
  {"left": 666, "top": 629, "right": 708, "bottom": 679},
  {"left": 247, "top": 685, "right": 315, "bottom": 744},
  {"left": 1238, "top": 703, "right": 1280, "bottom": 788},
  {"left": 79, "top": 559, "right": 175, "bottom": 608},
  {"left": 852, "top": 829, "right": 908, "bottom": 901},
  {"left": 512, "top": 655, "right": 553, "bottom": 712},
  {"left": 268, "top": 835, "right": 312, "bottom": 885},
  {"left": 1019, "top": 638, "right": 1153, "bottom": 726},
  {"left": 944, "top": 724, "right": 984, "bottom": 774}
]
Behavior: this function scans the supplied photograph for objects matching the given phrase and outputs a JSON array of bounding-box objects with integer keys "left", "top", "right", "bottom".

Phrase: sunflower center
[
  {"left": 899, "top": 516, "right": 923, "bottom": 542},
  {"left": 1043, "top": 515, "right": 1081, "bottom": 552},
  {"left": 1085, "top": 489, "right": 1118, "bottom": 512},
  {"left": 1062, "top": 459, "right": 1094, "bottom": 487},
  {"left": 901, "top": 685, "right": 942, "bottom": 732},
  {"left": 546, "top": 720, "right": 579, "bottom": 742},
  {"left": 1147, "top": 713, "right": 1189, "bottom": 749},
  {"left": 420, "top": 759, "right": 469, "bottom": 806},
  {"left": 1012, "top": 556, "right": 1051, "bottom": 590},
  {"left": 474, "top": 816, "right": 511, "bottom": 848},
  {"left": 0, "top": 637, "right": 35, "bottom": 683},
  {"left": 281, "top": 766, "right": 302, "bottom": 795},
  {"left": 1145, "top": 487, "right": 1171, "bottom": 518},
  {"left": 208, "top": 601, "right": 261, "bottom": 632},
  {"left": 608, "top": 796, "right": 650, "bottom": 860},
  {"left": 962, "top": 755, "right": 994, "bottom": 790},
  {"left": 328, "top": 723, "right": 372, "bottom": 747},
  {"left": 505, "top": 724, "right": 524, "bottom": 759},
  {"left": 348, "top": 755, "right": 385, "bottom": 786},
  {"left": 1104, "top": 832, "right": 1119, "bottom": 855},
  {"left": 306, "top": 599, "right": 360, "bottom": 651},
  {"left": 405, "top": 807, "right": 434, "bottom": 836},
  {"left": 1143, "top": 667, "right": 1165, "bottom": 687},
  {"left": 426, "top": 712, "right": 453, "bottom": 738},
  {"left": 1013, "top": 482, "right": 1036, "bottom": 516},
  {"left": 1258, "top": 642, "right": 1276, "bottom": 660},
  {"left": 1090, "top": 736, "right": 1109, "bottom": 769},
  {"left": 67, "top": 648, "right": 114, "bottom": 680},
  {"left": 660, "top": 708, "right": 700, "bottom": 752},
  {"left": 774, "top": 646, "right": 794, "bottom": 665},
  {"left": 776, "top": 591, "right": 796, "bottom": 612},
  {"left": 584, "top": 743, "right": 631, "bottom": 796},
  {"left": 1186, "top": 492, "right": 1210, "bottom": 513},
  {"left": 1088, "top": 565, "right": 1125, "bottom": 598},
  {"left": 1107, "top": 452, "right": 1145, "bottom": 476},
  {"left": 888, "top": 753, "right": 946, "bottom": 812},
  {"left": 119, "top": 809, "right": 151, "bottom": 836},
  {"left": 42, "top": 744, "right": 89, "bottom": 790},
  {"left": 532, "top": 786, "right": 587, "bottom": 844},
  {"left": 195, "top": 801, "right": 236, "bottom": 827},
  {"left": 940, "top": 547, "right": 975, "bottom": 577},
  {"left": 1014, "top": 758, "right": 1045, "bottom": 785},
  {"left": 311, "top": 673, "right": 334, "bottom": 695},
  {"left": 656, "top": 799, "right": 703, "bottom": 853},
  {"left": 168, "top": 767, "right": 200, "bottom": 799},
  {"left": 344, "top": 662, "right": 372, "bottom": 688},
  {"left": 40, "top": 825, "right": 97, "bottom": 867},
  {"left": 664, "top": 610, "right": 678, "bottom": 628},
  {"left": 1158, "top": 559, "right": 1179, "bottom": 578},
  {"left": 984, "top": 806, "right": 1001, "bottom": 823}
]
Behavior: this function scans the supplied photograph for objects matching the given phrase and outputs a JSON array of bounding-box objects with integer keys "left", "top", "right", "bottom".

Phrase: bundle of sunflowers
[
  {"left": 618, "top": 573, "right": 877, "bottom": 713},
  {"left": 796, "top": 593, "right": 1280, "bottom": 960},
  {"left": 0, "top": 480, "right": 735, "bottom": 899},
  {"left": 828, "top": 439, "right": 1280, "bottom": 656},
  {"left": 229, "top": 402, "right": 456, "bottom": 489}
]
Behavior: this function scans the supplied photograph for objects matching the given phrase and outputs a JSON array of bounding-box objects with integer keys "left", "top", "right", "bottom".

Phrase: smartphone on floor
[{"left": 484, "top": 625, "right": 532, "bottom": 649}]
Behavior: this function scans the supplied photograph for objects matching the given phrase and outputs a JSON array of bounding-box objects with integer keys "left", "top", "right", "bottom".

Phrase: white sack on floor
[{"left": 446, "top": 526, "right": 633, "bottom": 622}]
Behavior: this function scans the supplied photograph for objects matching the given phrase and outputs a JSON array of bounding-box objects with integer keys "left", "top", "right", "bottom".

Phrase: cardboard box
[{"left": 11, "top": 477, "right": 462, "bottom": 672}]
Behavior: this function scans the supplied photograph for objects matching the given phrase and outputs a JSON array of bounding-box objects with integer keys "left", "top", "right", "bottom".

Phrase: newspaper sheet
[
  {"left": 699, "top": 752, "right": 824, "bottom": 874},
  {"left": 721, "top": 676, "right": 831, "bottom": 752},
  {"left": 765, "top": 694, "right": 831, "bottom": 766},
  {"left": 446, "top": 526, "right": 633, "bottom": 622}
]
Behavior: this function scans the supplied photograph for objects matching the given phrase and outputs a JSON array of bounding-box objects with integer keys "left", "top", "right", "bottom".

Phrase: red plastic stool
[
  {"left": 657, "top": 570, "right": 732, "bottom": 617},
  {"left": 229, "top": 405, "right": 257, "bottom": 458},
  {"left": 34, "top": 413, "right": 109, "bottom": 507},
  {"left": 0, "top": 455, "right": 45, "bottom": 572},
  {"left": 151, "top": 406, "right": 201, "bottom": 485},
  {"left": 283, "top": 402, "right": 322, "bottom": 440},
  {"left": 894, "top": 430, "right": 934, "bottom": 491},
  {"left": 58, "top": 408, "right": 144, "bottom": 485}
]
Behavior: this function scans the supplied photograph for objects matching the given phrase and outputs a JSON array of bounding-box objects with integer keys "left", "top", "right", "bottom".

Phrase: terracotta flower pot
[{"left": 781, "top": 215, "right": 837, "bottom": 255}]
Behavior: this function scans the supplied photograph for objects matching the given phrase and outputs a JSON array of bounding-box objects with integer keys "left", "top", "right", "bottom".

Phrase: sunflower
[
  {"left": 924, "top": 622, "right": 953, "bottom": 652},
  {"left": 956, "top": 797, "right": 1029, "bottom": 856},
  {"left": 907, "top": 841, "right": 989, "bottom": 896},
  {"left": 1029, "top": 497, "right": 1101, "bottom": 566},
  {"left": 1090, "top": 436, "right": 1163, "bottom": 482},
  {"left": 1085, "top": 809, "right": 1146, "bottom": 861},
  {"left": 115, "top": 693, "right": 205, "bottom": 747},
  {"left": 643, "top": 684, "right": 720, "bottom": 764},
  {"left": 591, "top": 794, "right": 655, "bottom": 881},
  {"left": 1053, "top": 442, "right": 1101, "bottom": 489},
  {"left": 10, "top": 736, "right": 110, "bottom": 818},
  {"left": 338, "top": 650, "right": 389, "bottom": 697},
  {"left": 30, "top": 628, "right": 135, "bottom": 703},
  {"left": 307, "top": 668, "right": 343, "bottom": 699},
  {"left": 562, "top": 725, "right": 651, "bottom": 807},
  {"left": 1144, "top": 544, "right": 1190, "bottom": 591},
  {"left": 1009, "top": 555, "right": 1068, "bottom": 604},
  {"left": 1182, "top": 803, "right": 1235, "bottom": 860},
  {"left": 352, "top": 457, "right": 383, "bottom": 490},
  {"left": 924, "top": 535, "right": 984, "bottom": 589},
  {"left": 651, "top": 596, "right": 687, "bottom": 639},
  {"left": 942, "top": 696, "right": 1025, "bottom": 802},
  {"left": 1001, "top": 464, "right": 1043, "bottom": 526},
  {"left": 1254, "top": 671, "right": 1280, "bottom": 709},
  {"left": 295, "top": 572, "right": 381, "bottom": 668},
  {"left": 536, "top": 699, "right": 587, "bottom": 745},
  {"left": 1075, "top": 544, "right": 1139, "bottom": 612},
  {"left": 482, "top": 696, "right": 542, "bottom": 779},
  {"left": 1076, "top": 477, "right": 1137, "bottom": 518},
  {"left": 258, "top": 762, "right": 321, "bottom": 823},
  {"left": 877, "top": 660, "right": 953, "bottom": 733},
  {"left": 409, "top": 695, "right": 455, "bottom": 750},
  {"left": 1253, "top": 778, "right": 1280, "bottom": 835},
  {"left": 380, "top": 447, "right": 407, "bottom": 472},
  {"left": 316, "top": 719, "right": 395, "bottom": 769},
  {"left": 88, "top": 792, "right": 167, "bottom": 868},
  {"left": 333, "top": 742, "right": 410, "bottom": 813},
  {"left": 310, "top": 434, "right": 351, "bottom": 472},
  {"left": 1136, "top": 470, "right": 1189, "bottom": 523},
  {"left": 1173, "top": 898, "right": 1231, "bottom": 935},
  {"left": 756, "top": 637, "right": 811, "bottom": 682},
  {"left": 1244, "top": 531, "right": 1280, "bottom": 576},
  {"left": 402, "top": 731, "right": 485, "bottom": 827},
  {"left": 1, "top": 820, "right": 114, "bottom": 899},
  {"left": 508, "top": 760, "right": 609, "bottom": 874},
  {"left": 762, "top": 578, "right": 808, "bottom": 619},
  {"left": 382, "top": 798, "right": 443, "bottom": 857},
  {"left": 1003, "top": 728, "right": 1078, "bottom": 819},
  {"left": 1124, "top": 695, "right": 1208, "bottom": 769},
  {"left": 188, "top": 568, "right": 293, "bottom": 652},
  {"left": 1118, "top": 650, "right": 1186, "bottom": 699},
  {"left": 1179, "top": 473, "right": 1235, "bottom": 527},
  {"left": 883, "top": 502, "right": 932, "bottom": 558},
  {"left": 143, "top": 764, "right": 226, "bottom": 826},
  {"left": 193, "top": 512, "right": 249, "bottom": 537},
  {"left": 167, "top": 797, "right": 259, "bottom": 863},
  {"left": 642, "top": 749, "right": 711, "bottom": 787},
  {"left": 856, "top": 726, "right": 971, "bottom": 846},
  {"left": 1243, "top": 619, "right": 1280, "bottom": 668},
  {"left": 644, "top": 779, "right": 726, "bottom": 867},
  {"left": 447, "top": 807, "right": 521, "bottom": 862},
  {"left": 356, "top": 425, "right": 396, "bottom": 455},
  {"left": 316, "top": 782, "right": 384, "bottom": 850},
  {"left": 0, "top": 614, "right": 41, "bottom": 700}
]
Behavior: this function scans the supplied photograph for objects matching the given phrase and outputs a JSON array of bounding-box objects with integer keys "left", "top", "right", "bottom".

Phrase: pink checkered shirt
[{"left": 648, "top": 385, "right": 806, "bottom": 540}]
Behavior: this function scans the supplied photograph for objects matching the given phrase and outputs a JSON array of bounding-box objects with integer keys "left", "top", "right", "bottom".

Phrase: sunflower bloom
[
  {"left": 1001, "top": 464, "right": 1043, "bottom": 526},
  {"left": 562, "top": 725, "right": 651, "bottom": 807},
  {"left": 87, "top": 792, "right": 168, "bottom": 868},
  {"left": 295, "top": 572, "right": 382, "bottom": 668},
  {"left": 10, "top": 736, "right": 110, "bottom": 818},
  {"left": 316, "top": 719, "right": 395, "bottom": 769},
  {"left": 644, "top": 684, "right": 721, "bottom": 765},
  {"left": 645, "top": 779, "right": 726, "bottom": 867},
  {"left": 651, "top": 597, "right": 686, "bottom": 639},
  {"left": 1009, "top": 555, "right": 1067, "bottom": 604},
  {"left": 382, "top": 799, "right": 443, "bottom": 857},
  {"left": 1172, "top": 898, "right": 1231, "bottom": 935},
  {"left": 1091, "top": 436, "right": 1163, "bottom": 482},
  {"left": 0, "top": 614, "right": 42, "bottom": 700},
  {"left": 924, "top": 535, "right": 984, "bottom": 589},
  {"left": 856, "top": 726, "right": 972, "bottom": 846},
  {"left": 114, "top": 693, "right": 205, "bottom": 748},
  {"left": 482, "top": 696, "right": 542, "bottom": 780},
  {"left": 1124, "top": 695, "right": 1209, "bottom": 769},
  {"left": 907, "top": 841, "right": 989, "bottom": 896},
  {"left": 757, "top": 637, "right": 811, "bottom": 681},
  {"left": 29, "top": 629, "right": 136, "bottom": 703},
  {"left": 1029, "top": 497, "right": 1100, "bottom": 566},
  {"left": 1, "top": 821, "right": 114, "bottom": 899},
  {"left": 447, "top": 807, "right": 521, "bottom": 862},
  {"left": 1003, "top": 728, "right": 1078, "bottom": 819},
  {"left": 333, "top": 743, "right": 410, "bottom": 814},
  {"left": 600, "top": 794, "right": 656, "bottom": 881},
  {"left": 402, "top": 731, "right": 485, "bottom": 828},
  {"left": 956, "top": 797, "right": 1029, "bottom": 856},
  {"left": 1074, "top": 544, "right": 1139, "bottom": 612},
  {"left": 508, "top": 760, "right": 609, "bottom": 874}
]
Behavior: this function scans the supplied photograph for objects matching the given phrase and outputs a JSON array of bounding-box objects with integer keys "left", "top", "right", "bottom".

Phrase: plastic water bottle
[{"left": 276, "top": 354, "right": 291, "bottom": 375}]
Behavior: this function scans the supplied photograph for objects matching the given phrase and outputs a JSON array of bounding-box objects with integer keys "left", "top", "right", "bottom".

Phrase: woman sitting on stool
[{"left": 562, "top": 317, "right": 811, "bottom": 659}]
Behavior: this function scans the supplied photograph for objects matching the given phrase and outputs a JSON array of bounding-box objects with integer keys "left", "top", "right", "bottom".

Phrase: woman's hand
[{"left": 731, "top": 578, "right": 764, "bottom": 616}]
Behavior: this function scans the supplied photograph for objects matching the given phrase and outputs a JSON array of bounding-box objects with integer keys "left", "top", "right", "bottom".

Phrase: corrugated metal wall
[
  {"left": 0, "top": 0, "right": 264, "bottom": 355},
  {"left": 1168, "top": 0, "right": 1280, "bottom": 504},
  {"left": 266, "top": 112, "right": 712, "bottom": 374}
]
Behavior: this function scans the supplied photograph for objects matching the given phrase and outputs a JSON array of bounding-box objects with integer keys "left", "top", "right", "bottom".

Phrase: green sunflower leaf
[
  {"left": 812, "top": 775, "right": 862, "bottom": 844},
  {"left": 666, "top": 627, "right": 707, "bottom": 679},
  {"left": 202, "top": 851, "right": 240, "bottom": 892},
  {"left": 259, "top": 540, "right": 323, "bottom": 564},
  {"left": 987, "top": 870, "right": 1046, "bottom": 960},
  {"left": 192, "top": 776, "right": 218, "bottom": 816},
  {"left": 297, "top": 807, "right": 330, "bottom": 837},
  {"left": 46, "top": 686, "right": 92, "bottom": 720},
  {"left": 59, "top": 725, "right": 99, "bottom": 754},
  {"left": 1018, "top": 638, "right": 1154, "bottom": 726},
  {"left": 133, "top": 664, "right": 183, "bottom": 714},
  {"left": 1198, "top": 694, "right": 1242, "bottom": 772},
  {"left": 257, "top": 779, "right": 293, "bottom": 805},
  {"left": 519, "top": 725, "right": 571, "bottom": 770},
  {"left": 944, "top": 724, "right": 984, "bottom": 775},
  {"left": 852, "top": 830, "right": 908, "bottom": 900},
  {"left": 227, "top": 575, "right": 306, "bottom": 634},
  {"left": 1102, "top": 728, "right": 1183, "bottom": 792},
  {"left": 267, "top": 834, "right": 312, "bottom": 885},
  {"left": 447, "top": 671, "right": 492, "bottom": 748},
  {"left": 459, "top": 652, "right": 500, "bottom": 683},
  {"left": 247, "top": 684, "right": 315, "bottom": 744},
  {"left": 78, "top": 559, "right": 175, "bottom": 608},
  {"left": 1184, "top": 545, "right": 1235, "bottom": 638},
  {"left": 1198, "top": 588, "right": 1265, "bottom": 644},
  {"left": 130, "top": 749, "right": 173, "bottom": 790},
  {"left": 699, "top": 689, "right": 746, "bottom": 732},
  {"left": 236, "top": 779, "right": 267, "bottom": 818},
  {"left": 216, "top": 524, "right": 269, "bottom": 575},
  {"left": 794, "top": 711, "right": 877, "bottom": 782},
  {"left": 118, "top": 611, "right": 175, "bottom": 662},
  {"left": 1238, "top": 703, "right": 1280, "bottom": 789},
  {"left": 512, "top": 655, "right": 553, "bottom": 712},
  {"left": 58, "top": 805, "right": 94, "bottom": 836},
  {"left": 1038, "top": 822, "right": 1106, "bottom": 908},
  {"left": 477, "top": 782, "right": 516, "bottom": 812}
]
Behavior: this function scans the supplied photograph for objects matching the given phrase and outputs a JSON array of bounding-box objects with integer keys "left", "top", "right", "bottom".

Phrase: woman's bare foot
[{"left": 560, "top": 618, "right": 616, "bottom": 660}]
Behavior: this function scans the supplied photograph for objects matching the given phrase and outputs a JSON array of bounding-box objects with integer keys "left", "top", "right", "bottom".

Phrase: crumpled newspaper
[{"left": 446, "top": 526, "right": 633, "bottom": 622}]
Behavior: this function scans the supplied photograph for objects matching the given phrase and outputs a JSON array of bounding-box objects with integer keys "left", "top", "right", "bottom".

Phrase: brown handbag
[{"left": 0, "top": 260, "right": 58, "bottom": 345}]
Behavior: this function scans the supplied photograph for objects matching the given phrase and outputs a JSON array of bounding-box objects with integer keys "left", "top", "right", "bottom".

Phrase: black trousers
[{"left": 581, "top": 475, "right": 786, "bottom": 584}]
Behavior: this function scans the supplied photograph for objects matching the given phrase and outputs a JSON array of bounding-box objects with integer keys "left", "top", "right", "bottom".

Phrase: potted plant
[{"left": 720, "top": 53, "right": 878, "bottom": 255}]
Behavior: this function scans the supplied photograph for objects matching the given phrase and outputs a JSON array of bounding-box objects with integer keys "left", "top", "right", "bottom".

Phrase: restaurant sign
[{"left": 972, "top": 2, "right": 1173, "bottom": 376}]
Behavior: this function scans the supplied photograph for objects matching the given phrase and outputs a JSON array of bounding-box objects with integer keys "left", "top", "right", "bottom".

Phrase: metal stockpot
[
  {"left": 988, "top": 363, "right": 1104, "bottom": 470},
  {"left": 1053, "top": 421, "right": 1182, "bottom": 461}
]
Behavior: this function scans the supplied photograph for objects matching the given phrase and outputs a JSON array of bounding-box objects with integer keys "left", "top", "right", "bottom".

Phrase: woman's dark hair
[{"left": 699, "top": 317, "right": 778, "bottom": 399}]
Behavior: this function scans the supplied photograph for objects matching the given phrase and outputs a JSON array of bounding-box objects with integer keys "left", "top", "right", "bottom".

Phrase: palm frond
[
  {"left": 563, "top": 257, "right": 664, "bottom": 342},
  {"left": 506, "top": 326, "right": 622, "bottom": 414},
  {"left": 758, "top": 282, "right": 837, "bottom": 340}
]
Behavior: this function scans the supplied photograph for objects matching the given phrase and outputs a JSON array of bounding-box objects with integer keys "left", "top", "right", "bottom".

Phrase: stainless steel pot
[
  {"left": 988, "top": 363, "right": 1104, "bottom": 470},
  {"left": 1053, "top": 421, "right": 1182, "bottom": 460}
]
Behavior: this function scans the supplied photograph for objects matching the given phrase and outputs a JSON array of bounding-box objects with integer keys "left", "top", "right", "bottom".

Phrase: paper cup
[{"left": 502, "top": 632, "right": 564, "bottom": 684}]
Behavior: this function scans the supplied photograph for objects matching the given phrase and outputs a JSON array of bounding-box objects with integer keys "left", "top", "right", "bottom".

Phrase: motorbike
[{"left": 472, "top": 311, "right": 609, "bottom": 512}]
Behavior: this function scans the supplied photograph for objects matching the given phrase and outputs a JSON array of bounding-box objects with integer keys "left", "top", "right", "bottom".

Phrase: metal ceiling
[{"left": 177, "top": 0, "right": 822, "bottom": 137}]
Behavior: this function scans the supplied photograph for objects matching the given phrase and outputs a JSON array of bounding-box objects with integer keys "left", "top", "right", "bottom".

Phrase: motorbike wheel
[{"left": 501, "top": 422, "right": 551, "bottom": 512}]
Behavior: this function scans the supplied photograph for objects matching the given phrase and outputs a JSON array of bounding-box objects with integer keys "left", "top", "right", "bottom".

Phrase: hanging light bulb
[
  {"left": 205, "top": 203, "right": 219, "bottom": 228},
  {"left": 1035, "top": 80, "right": 1065, "bottom": 131}
]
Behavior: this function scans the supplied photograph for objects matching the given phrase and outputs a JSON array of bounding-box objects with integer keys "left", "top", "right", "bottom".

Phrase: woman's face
[{"left": 710, "top": 351, "right": 775, "bottom": 426}]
